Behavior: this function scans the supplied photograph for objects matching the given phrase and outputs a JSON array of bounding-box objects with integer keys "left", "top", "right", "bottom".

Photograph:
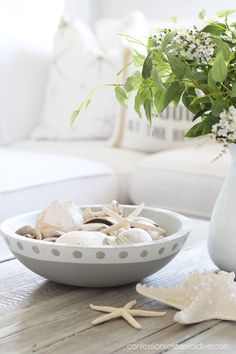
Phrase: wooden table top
[{"left": 0, "top": 218, "right": 235, "bottom": 354}]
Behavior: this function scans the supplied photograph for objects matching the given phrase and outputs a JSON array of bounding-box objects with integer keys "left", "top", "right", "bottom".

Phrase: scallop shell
[
  {"left": 107, "top": 228, "right": 152, "bottom": 246},
  {"left": 55, "top": 231, "right": 107, "bottom": 247},
  {"left": 36, "top": 200, "right": 84, "bottom": 238},
  {"left": 15, "top": 225, "right": 43, "bottom": 240}
]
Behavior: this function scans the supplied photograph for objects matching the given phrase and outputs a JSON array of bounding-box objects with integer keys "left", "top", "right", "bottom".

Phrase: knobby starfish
[
  {"left": 90, "top": 300, "right": 166, "bottom": 329},
  {"left": 136, "top": 271, "right": 236, "bottom": 324}
]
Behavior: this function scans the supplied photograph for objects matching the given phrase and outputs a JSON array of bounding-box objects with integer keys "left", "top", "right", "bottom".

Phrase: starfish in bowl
[
  {"left": 90, "top": 300, "right": 166, "bottom": 329},
  {"left": 102, "top": 204, "right": 166, "bottom": 235}
]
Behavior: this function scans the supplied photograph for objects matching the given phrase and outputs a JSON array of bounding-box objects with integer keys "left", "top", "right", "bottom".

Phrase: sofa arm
[{"left": 0, "top": 41, "right": 50, "bottom": 145}]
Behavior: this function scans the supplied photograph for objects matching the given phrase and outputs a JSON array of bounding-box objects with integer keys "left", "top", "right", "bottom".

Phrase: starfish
[
  {"left": 136, "top": 271, "right": 236, "bottom": 324},
  {"left": 102, "top": 204, "right": 166, "bottom": 235},
  {"left": 90, "top": 300, "right": 166, "bottom": 329}
]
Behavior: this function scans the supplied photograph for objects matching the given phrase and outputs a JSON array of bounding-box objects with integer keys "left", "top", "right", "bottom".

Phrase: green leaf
[
  {"left": 143, "top": 99, "right": 152, "bottom": 122},
  {"left": 152, "top": 68, "right": 166, "bottom": 92},
  {"left": 115, "top": 86, "right": 128, "bottom": 107},
  {"left": 134, "top": 93, "right": 142, "bottom": 117},
  {"left": 71, "top": 110, "right": 80, "bottom": 125},
  {"left": 133, "top": 50, "right": 145, "bottom": 67},
  {"left": 217, "top": 41, "right": 232, "bottom": 60},
  {"left": 170, "top": 16, "right": 178, "bottom": 23},
  {"left": 211, "top": 99, "right": 226, "bottom": 116},
  {"left": 160, "top": 31, "right": 175, "bottom": 51},
  {"left": 202, "top": 22, "right": 226, "bottom": 36},
  {"left": 124, "top": 72, "right": 142, "bottom": 92},
  {"left": 211, "top": 52, "right": 227, "bottom": 82},
  {"left": 185, "top": 122, "right": 204, "bottom": 137},
  {"left": 154, "top": 90, "right": 167, "bottom": 114},
  {"left": 208, "top": 68, "right": 218, "bottom": 90},
  {"left": 185, "top": 115, "right": 219, "bottom": 137},
  {"left": 182, "top": 89, "right": 201, "bottom": 114},
  {"left": 142, "top": 53, "right": 153, "bottom": 79},
  {"left": 191, "top": 96, "right": 211, "bottom": 106},
  {"left": 167, "top": 54, "right": 187, "bottom": 79},
  {"left": 217, "top": 9, "right": 236, "bottom": 18},
  {"left": 202, "top": 114, "right": 219, "bottom": 134},
  {"left": 230, "top": 83, "right": 236, "bottom": 97},
  {"left": 199, "top": 9, "right": 206, "bottom": 20},
  {"left": 192, "top": 108, "right": 209, "bottom": 121},
  {"left": 164, "top": 82, "right": 184, "bottom": 107},
  {"left": 85, "top": 98, "right": 91, "bottom": 110}
]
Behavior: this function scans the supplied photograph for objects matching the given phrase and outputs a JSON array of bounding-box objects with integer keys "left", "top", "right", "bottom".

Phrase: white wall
[
  {"left": 0, "top": 0, "right": 64, "bottom": 51},
  {"left": 65, "top": 0, "right": 236, "bottom": 25}
]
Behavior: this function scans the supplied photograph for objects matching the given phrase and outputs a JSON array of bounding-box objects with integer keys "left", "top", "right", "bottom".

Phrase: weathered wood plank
[
  {"left": 167, "top": 322, "right": 236, "bottom": 354},
  {"left": 0, "top": 235, "right": 14, "bottom": 262}
]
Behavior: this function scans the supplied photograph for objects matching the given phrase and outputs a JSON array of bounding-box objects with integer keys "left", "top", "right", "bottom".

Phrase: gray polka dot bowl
[{"left": 0, "top": 205, "right": 191, "bottom": 287}]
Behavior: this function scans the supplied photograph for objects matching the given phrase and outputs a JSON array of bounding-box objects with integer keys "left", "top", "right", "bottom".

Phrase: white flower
[{"left": 212, "top": 106, "right": 236, "bottom": 144}]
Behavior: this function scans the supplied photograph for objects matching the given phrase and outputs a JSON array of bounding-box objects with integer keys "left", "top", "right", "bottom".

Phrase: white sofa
[{"left": 0, "top": 44, "right": 230, "bottom": 222}]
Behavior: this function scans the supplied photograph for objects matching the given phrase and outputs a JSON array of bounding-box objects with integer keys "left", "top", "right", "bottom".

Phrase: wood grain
[{"left": 0, "top": 218, "right": 234, "bottom": 354}]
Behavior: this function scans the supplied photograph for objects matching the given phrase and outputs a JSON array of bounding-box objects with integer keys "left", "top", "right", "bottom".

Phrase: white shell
[
  {"left": 55, "top": 231, "right": 106, "bottom": 247},
  {"left": 36, "top": 200, "right": 84, "bottom": 238},
  {"left": 81, "top": 223, "right": 109, "bottom": 232},
  {"left": 109, "top": 228, "right": 152, "bottom": 246},
  {"left": 131, "top": 218, "right": 163, "bottom": 240}
]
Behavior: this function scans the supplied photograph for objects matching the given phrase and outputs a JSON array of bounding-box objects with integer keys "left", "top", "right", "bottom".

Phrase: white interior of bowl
[{"left": 0, "top": 205, "right": 191, "bottom": 250}]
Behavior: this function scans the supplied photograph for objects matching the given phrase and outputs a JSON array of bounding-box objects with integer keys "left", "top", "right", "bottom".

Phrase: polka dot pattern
[
  {"left": 119, "top": 251, "right": 128, "bottom": 259},
  {"left": 51, "top": 249, "right": 60, "bottom": 256},
  {"left": 140, "top": 250, "right": 148, "bottom": 258},
  {"left": 172, "top": 243, "right": 178, "bottom": 251},
  {"left": 73, "top": 250, "right": 83, "bottom": 259},
  {"left": 96, "top": 251, "right": 105, "bottom": 259},
  {"left": 32, "top": 245, "right": 40, "bottom": 254},
  {"left": 159, "top": 247, "right": 165, "bottom": 255},
  {"left": 17, "top": 242, "right": 24, "bottom": 250}
]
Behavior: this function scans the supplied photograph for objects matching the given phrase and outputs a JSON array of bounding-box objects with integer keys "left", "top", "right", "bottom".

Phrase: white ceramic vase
[{"left": 208, "top": 144, "right": 236, "bottom": 271}]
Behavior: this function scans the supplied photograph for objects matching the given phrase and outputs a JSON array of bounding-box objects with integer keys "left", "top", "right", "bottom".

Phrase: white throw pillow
[
  {"left": 110, "top": 100, "right": 194, "bottom": 152},
  {"left": 31, "top": 18, "right": 120, "bottom": 141}
]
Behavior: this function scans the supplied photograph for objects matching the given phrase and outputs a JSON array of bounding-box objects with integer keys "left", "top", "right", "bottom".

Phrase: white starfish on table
[
  {"left": 90, "top": 300, "right": 166, "bottom": 329},
  {"left": 136, "top": 271, "right": 236, "bottom": 324}
]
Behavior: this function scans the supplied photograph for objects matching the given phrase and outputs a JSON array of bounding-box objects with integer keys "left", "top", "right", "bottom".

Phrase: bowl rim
[{"left": 0, "top": 205, "right": 192, "bottom": 249}]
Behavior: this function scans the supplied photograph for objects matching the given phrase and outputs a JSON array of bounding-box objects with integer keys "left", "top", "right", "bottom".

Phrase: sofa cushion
[
  {"left": 12, "top": 140, "right": 146, "bottom": 203},
  {"left": 129, "top": 143, "right": 230, "bottom": 218},
  {"left": 0, "top": 149, "right": 117, "bottom": 221}
]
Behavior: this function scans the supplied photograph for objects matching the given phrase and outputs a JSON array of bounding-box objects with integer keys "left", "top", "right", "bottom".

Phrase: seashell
[
  {"left": 148, "top": 232, "right": 164, "bottom": 241},
  {"left": 107, "top": 228, "right": 152, "bottom": 246},
  {"left": 44, "top": 237, "right": 57, "bottom": 242},
  {"left": 36, "top": 200, "right": 84, "bottom": 239},
  {"left": 81, "top": 223, "right": 109, "bottom": 232},
  {"left": 15, "top": 225, "right": 42, "bottom": 240},
  {"left": 55, "top": 231, "right": 107, "bottom": 247},
  {"left": 85, "top": 218, "right": 113, "bottom": 226},
  {"left": 133, "top": 216, "right": 157, "bottom": 225},
  {"left": 132, "top": 220, "right": 164, "bottom": 240}
]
